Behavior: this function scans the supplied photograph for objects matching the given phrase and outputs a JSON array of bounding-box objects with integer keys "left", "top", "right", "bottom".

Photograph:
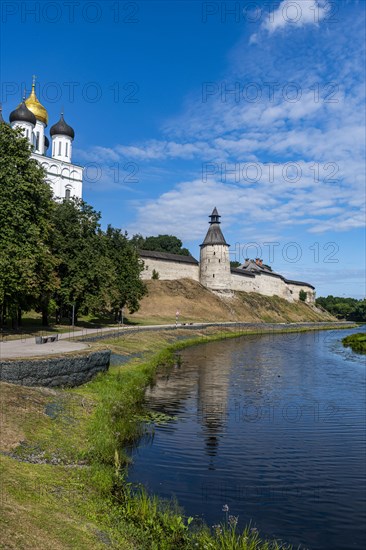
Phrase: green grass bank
[
  {"left": 342, "top": 332, "right": 366, "bottom": 354},
  {"left": 0, "top": 323, "right": 354, "bottom": 549}
]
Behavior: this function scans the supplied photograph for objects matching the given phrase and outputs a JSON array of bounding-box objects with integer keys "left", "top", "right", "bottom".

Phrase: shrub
[{"left": 299, "top": 290, "right": 307, "bottom": 302}]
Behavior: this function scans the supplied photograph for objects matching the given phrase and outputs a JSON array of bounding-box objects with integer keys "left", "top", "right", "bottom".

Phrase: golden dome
[{"left": 25, "top": 82, "right": 48, "bottom": 126}]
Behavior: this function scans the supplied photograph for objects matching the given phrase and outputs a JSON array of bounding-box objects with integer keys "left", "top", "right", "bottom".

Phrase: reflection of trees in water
[
  {"left": 197, "top": 350, "right": 230, "bottom": 461},
  {"left": 144, "top": 357, "right": 199, "bottom": 416},
  {"left": 143, "top": 347, "right": 231, "bottom": 462}
]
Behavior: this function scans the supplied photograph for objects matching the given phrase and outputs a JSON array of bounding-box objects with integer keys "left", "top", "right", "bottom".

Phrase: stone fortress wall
[
  {"left": 139, "top": 209, "right": 316, "bottom": 304},
  {"left": 140, "top": 253, "right": 200, "bottom": 282}
]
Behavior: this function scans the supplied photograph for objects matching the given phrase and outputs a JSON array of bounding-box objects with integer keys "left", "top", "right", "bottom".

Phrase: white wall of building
[
  {"left": 11, "top": 121, "right": 35, "bottom": 146},
  {"left": 287, "top": 283, "right": 316, "bottom": 303},
  {"left": 33, "top": 120, "right": 46, "bottom": 155},
  {"left": 12, "top": 112, "right": 82, "bottom": 200},
  {"left": 34, "top": 153, "right": 83, "bottom": 199},
  {"left": 230, "top": 273, "right": 259, "bottom": 293},
  {"left": 51, "top": 134, "right": 72, "bottom": 163},
  {"left": 140, "top": 258, "right": 200, "bottom": 281}
]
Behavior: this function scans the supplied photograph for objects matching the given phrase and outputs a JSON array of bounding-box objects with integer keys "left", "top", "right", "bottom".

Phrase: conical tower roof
[{"left": 200, "top": 208, "right": 228, "bottom": 247}]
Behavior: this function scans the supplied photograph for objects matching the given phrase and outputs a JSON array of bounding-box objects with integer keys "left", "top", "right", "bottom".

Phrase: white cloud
[
  {"left": 259, "top": 0, "right": 329, "bottom": 36},
  {"left": 81, "top": 3, "right": 365, "bottom": 241}
]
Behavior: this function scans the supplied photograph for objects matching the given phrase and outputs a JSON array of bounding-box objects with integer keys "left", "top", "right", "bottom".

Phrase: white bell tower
[
  {"left": 50, "top": 113, "right": 74, "bottom": 163},
  {"left": 9, "top": 100, "right": 37, "bottom": 146}
]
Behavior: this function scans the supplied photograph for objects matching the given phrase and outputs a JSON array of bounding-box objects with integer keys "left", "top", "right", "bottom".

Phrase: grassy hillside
[{"left": 129, "top": 279, "right": 335, "bottom": 324}]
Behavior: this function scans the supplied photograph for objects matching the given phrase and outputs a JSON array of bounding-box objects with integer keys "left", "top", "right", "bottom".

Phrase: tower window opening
[
  {"left": 65, "top": 188, "right": 71, "bottom": 200},
  {"left": 219, "top": 259, "right": 221, "bottom": 263},
  {"left": 65, "top": 142, "right": 68, "bottom": 156},
  {"left": 214, "top": 252, "right": 216, "bottom": 255},
  {"left": 58, "top": 142, "right": 61, "bottom": 155},
  {"left": 36, "top": 132, "right": 40, "bottom": 151},
  {"left": 53, "top": 142, "right": 55, "bottom": 156},
  {"left": 213, "top": 274, "right": 215, "bottom": 278}
]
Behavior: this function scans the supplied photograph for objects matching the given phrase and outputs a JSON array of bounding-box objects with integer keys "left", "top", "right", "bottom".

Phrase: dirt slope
[{"left": 129, "top": 279, "right": 334, "bottom": 324}]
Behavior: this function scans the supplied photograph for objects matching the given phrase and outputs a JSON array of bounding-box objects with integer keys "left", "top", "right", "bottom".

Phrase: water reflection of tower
[{"left": 197, "top": 347, "right": 230, "bottom": 466}]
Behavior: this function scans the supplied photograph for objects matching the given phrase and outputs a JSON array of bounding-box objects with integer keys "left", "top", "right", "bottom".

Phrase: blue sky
[{"left": 1, "top": 0, "right": 365, "bottom": 298}]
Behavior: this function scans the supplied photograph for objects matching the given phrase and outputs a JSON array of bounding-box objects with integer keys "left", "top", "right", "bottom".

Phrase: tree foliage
[
  {"left": 131, "top": 234, "right": 191, "bottom": 256},
  {"left": 316, "top": 295, "right": 366, "bottom": 321},
  {"left": 51, "top": 200, "right": 147, "bottom": 322},
  {"left": 299, "top": 290, "right": 307, "bottom": 302},
  {"left": 0, "top": 123, "right": 57, "bottom": 326},
  {"left": 0, "top": 124, "right": 147, "bottom": 327},
  {"left": 103, "top": 225, "right": 147, "bottom": 316}
]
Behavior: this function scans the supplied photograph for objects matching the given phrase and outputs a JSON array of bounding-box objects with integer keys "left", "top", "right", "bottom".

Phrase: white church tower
[
  {"left": 199, "top": 208, "right": 231, "bottom": 291},
  {"left": 6, "top": 76, "right": 83, "bottom": 200},
  {"left": 50, "top": 113, "right": 74, "bottom": 163},
  {"left": 9, "top": 100, "right": 37, "bottom": 144},
  {"left": 25, "top": 79, "right": 48, "bottom": 155}
]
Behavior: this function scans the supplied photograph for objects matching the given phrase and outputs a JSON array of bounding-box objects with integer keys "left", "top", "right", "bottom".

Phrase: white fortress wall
[
  {"left": 140, "top": 257, "right": 200, "bottom": 281},
  {"left": 230, "top": 271, "right": 258, "bottom": 293},
  {"left": 255, "top": 273, "right": 292, "bottom": 300},
  {"left": 286, "top": 282, "right": 316, "bottom": 303}
]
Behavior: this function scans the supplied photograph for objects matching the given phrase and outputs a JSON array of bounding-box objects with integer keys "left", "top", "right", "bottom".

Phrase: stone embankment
[{"left": 0, "top": 350, "right": 110, "bottom": 387}]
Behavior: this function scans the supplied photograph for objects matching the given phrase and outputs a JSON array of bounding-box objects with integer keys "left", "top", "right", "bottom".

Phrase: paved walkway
[
  {"left": 0, "top": 324, "right": 180, "bottom": 359},
  {"left": 0, "top": 321, "right": 352, "bottom": 360}
]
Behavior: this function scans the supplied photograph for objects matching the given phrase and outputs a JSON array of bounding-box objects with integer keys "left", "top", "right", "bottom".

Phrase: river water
[{"left": 127, "top": 328, "right": 366, "bottom": 549}]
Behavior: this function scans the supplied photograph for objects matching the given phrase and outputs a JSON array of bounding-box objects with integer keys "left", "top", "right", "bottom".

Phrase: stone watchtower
[{"left": 199, "top": 208, "right": 231, "bottom": 291}]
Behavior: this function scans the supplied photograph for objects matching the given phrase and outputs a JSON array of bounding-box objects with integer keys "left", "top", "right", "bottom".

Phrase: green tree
[
  {"left": 104, "top": 225, "right": 147, "bottom": 318},
  {"left": 316, "top": 295, "right": 366, "bottom": 321},
  {"left": 131, "top": 234, "right": 190, "bottom": 256},
  {"left": 51, "top": 198, "right": 114, "bottom": 323},
  {"left": 230, "top": 261, "right": 241, "bottom": 268},
  {"left": 0, "top": 123, "right": 57, "bottom": 327}
]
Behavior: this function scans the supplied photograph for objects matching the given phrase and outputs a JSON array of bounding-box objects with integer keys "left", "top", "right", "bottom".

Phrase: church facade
[
  {"left": 3, "top": 78, "right": 83, "bottom": 200},
  {"left": 140, "top": 209, "right": 316, "bottom": 303}
]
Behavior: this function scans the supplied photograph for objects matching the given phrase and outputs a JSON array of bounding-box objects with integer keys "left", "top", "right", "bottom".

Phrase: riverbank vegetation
[
  {"left": 342, "top": 332, "right": 366, "bottom": 354},
  {"left": 316, "top": 296, "right": 366, "bottom": 321},
  {"left": 3, "top": 325, "right": 338, "bottom": 548}
]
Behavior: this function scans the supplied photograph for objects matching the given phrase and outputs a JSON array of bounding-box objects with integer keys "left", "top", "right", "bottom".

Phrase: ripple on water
[{"left": 127, "top": 329, "right": 366, "bottom": 550}]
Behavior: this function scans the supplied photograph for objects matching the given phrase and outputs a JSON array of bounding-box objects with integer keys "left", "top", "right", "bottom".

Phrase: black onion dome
[
  {"left": 9, "top": 101, "right": 37, "bottom": 125},
  {"left": 44, "top": 135, "right": 50, "bottom": 149},
  {"left": 50, "top": 114, "right": 75, "bottom": 139}
]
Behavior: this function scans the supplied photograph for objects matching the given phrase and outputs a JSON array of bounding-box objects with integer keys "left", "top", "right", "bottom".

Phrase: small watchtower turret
[{"left": 199, "top": 208, "right": 231, "bottom": 291}]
